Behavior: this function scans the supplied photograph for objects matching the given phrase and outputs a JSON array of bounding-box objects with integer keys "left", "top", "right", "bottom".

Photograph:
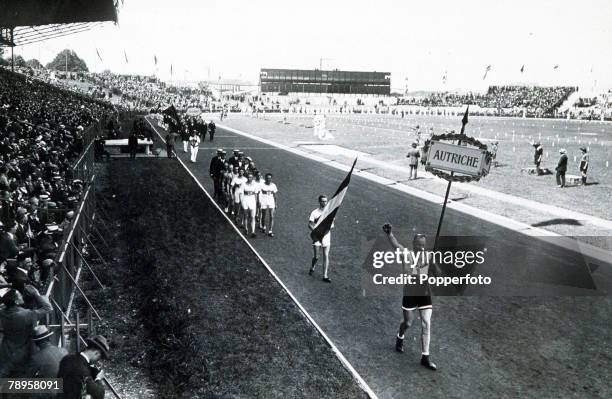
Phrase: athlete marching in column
[
  {"left": 241, "top": 172, "right": 261, "bottom": 238},
  {"left": 259, "top": 173, "right": 278, "bottom": 237}
]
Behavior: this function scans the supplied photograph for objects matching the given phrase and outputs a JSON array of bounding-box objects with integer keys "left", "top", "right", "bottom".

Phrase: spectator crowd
[
  {"left": 0, "top": 67, "right": 113, "bottom": 395},
  {"left": 397, "top": 85, "right": 577, "bottom": 117}
]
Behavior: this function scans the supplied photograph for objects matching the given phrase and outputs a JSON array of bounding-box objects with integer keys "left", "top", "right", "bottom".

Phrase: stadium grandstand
[{"left": 260, "top": 68, "right": 391, "bottom": 95}]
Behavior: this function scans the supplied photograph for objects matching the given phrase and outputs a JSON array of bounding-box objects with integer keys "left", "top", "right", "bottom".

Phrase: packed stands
[{"left": 0, "top": 66, "right": 116, "bottom": 377}]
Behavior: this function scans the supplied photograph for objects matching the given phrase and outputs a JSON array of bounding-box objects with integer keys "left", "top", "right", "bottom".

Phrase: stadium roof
[{"left": 0, "top": 0, "right": 118, "bottom": 47}]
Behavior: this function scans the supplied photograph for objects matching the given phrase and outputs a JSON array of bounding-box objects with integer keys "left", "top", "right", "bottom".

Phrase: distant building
[
  {"left": 200, "top": 78, "right": 257, "bottom": 94},
  {"left": 260, "top": 68, "right": 391, "bottom": 95}
]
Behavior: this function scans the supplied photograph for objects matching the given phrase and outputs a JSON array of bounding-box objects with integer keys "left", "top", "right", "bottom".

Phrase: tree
[
  {"left": 26, "top": 58, "right": 44, "bottom": 69},
  {"left": 45, "top": 49, "right": 88, "bottom": 72},
  {"left": 13, "top": 55, "right": 27, "bottom": 68}
]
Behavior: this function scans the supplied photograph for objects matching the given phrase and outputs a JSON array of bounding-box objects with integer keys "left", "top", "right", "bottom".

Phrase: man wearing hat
[
  {"left": 228, "top": 149, "right": 241, "bottom": 169},
  {"left": 57, "top": 335, "right": 110, "bottom": 399},
  {"left": 556, "top": 149, "right": 568, "bottom": 188},
  {"left": 0, "top": 286, "right": 53, "bottom": 377},
  {"left": 406, "top": 142, "right": 420, "bottom": 180},
  {"left": 209, "top": 149, "right": 226, "bottom": 202},
  {"left": 579, "top": 147, "right": 589, "bottom": 185},
  {"left": 28, "top": 325, "right": 68, "bottom": 379}
]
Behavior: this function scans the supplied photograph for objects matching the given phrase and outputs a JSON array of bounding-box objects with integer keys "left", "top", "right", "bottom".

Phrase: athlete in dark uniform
[{"left": 383, "top": 223, "right": 437, "bottom": 371}]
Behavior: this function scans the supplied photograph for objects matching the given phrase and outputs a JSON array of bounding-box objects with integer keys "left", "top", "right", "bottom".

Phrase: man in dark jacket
[
  {"left": 165, "top": 132, "right": 175, "bottom": 158},
  {"left": 209, "top": 149, "right": 226, "bottom": 201},
  {"left": 128, "top": 132, "right": 138, "bottom": 159},
  {"left": 556, "top": 148, "right": 568, "bottom": 188},
  {"left": 57, "top": 335, "right": 110, "bottom": 399},
  {"left": 0, "top": 220, "right": 20, "bottom": 262},
  {"left": 208, "top": 121, "right": 216, "bottom": 141},
  {"left": 180, "top": 126, "right": 190, "bottom": 153}
]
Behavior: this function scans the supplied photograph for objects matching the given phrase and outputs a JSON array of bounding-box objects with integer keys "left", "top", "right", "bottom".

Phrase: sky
[{"left": 12, "top": 0, "right": 612, "bottom": 92}]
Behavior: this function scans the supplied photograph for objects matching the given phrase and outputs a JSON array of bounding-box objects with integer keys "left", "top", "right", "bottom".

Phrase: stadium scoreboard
[{"left": 260, "top": 68, "right": 391, "bottom": 95}]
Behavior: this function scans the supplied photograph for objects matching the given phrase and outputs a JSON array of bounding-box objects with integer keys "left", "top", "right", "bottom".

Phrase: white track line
[
  {"left": 145, "top": 117, "right": 379, "bottom": 399},
  {"left": 216, "top": 121, "right": 611, "bottom": 266}
]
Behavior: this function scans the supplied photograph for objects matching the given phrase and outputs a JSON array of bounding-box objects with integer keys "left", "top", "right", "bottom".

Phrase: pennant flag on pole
[
  {"left": 96, "top": 48, "right": 103, "bottom": 62},
  {"left": 162, "top": 104, "right": 182, "bottom": 131},
  {"left": 310, "top": 158, "right": 357, "bottom": 242},
  {"left": 124, "top": 50, "right": 128, "bottom": 63},
  {"left": 520, "top": 64, "right": 524, "bottom": 73},
  {"left": 482, "top": 65, "right": 492, "bottom": 80},
  {"left": 461, "top": 105, "right": 469, "bottom": 127}
]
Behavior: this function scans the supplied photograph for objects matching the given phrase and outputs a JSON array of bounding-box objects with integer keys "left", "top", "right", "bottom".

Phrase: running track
[{"left": 148, "top": 119, "right": 612, "bottom": 399}]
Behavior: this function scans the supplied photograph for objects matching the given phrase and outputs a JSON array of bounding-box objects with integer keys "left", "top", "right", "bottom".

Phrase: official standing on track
[
  {"left": 189, "top": 131, "right": 201, "bottom": 163},
  {"left": 308, "top": 195, "right": 333, "bottom": 283},
  {"left": 382, "top": 223, "right": 437, "bottom": 371}
]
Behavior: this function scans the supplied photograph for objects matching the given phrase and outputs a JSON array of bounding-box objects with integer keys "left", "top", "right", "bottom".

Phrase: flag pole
[{"left": 433, "top": 106, "right": 468, "bottom": 250}]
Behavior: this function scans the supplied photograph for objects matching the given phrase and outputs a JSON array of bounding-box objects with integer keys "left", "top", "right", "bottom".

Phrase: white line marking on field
[
  {"left": 145, "top": 117, "right": 379, "bottom": 399},
  {"left": 216, "top": 122, "right": 612, "bottom": 266}
]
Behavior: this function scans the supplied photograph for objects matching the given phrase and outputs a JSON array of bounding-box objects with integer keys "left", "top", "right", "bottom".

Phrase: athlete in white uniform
[
  {"left": 259, "top": 173, "right": 278, "bottom": 237},
  {"left": 253, "top": 171, "right": 264, "bottom": 231},
  {"left": 308, "top": 195, "right": 333, "bottom": 282},
  {"left": 188, "top": 133, "right": 200, "bottom": 163},
  {"left": 241, "top": 172, "right": 261, "bottom": 237},
  {"left": 230, "top": 168, "right": 246, "bottom": 224}
]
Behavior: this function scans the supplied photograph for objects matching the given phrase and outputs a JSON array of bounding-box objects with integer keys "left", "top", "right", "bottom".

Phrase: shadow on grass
[{"left": 531, "top": 218, "right": 583, "bottom": 227}]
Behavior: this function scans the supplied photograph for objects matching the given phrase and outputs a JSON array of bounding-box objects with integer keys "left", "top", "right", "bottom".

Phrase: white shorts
[
  {"left": 241, "top": 196, "right": 257, "bottom": 210},
  {"left": 312, "top": 233, "right": 331, "bottom": 247},
  {"left": 260, "top": 196, "right": 276, "bottom": 209}
]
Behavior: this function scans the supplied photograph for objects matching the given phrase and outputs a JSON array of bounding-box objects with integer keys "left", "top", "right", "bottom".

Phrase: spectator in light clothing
[{"left": 406, "top": 142, "right": 420, "bottom": 180}]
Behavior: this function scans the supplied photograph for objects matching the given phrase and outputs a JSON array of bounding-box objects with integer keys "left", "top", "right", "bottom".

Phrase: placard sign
[{"left": 426, "top": 141, "right": 488, "bottom": 177}]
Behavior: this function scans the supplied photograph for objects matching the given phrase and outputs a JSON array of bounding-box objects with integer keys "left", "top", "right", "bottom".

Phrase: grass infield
[{"left": 97, "top": 158, "right": 366, "bottom": 398}]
